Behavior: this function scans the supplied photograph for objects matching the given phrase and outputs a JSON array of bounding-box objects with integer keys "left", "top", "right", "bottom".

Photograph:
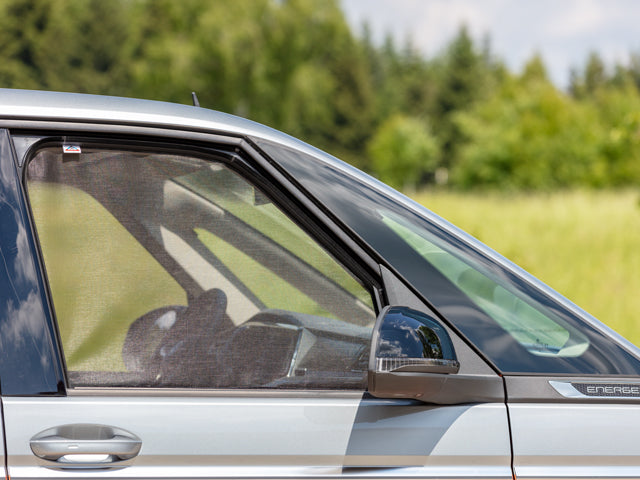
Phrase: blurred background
[{"left": 2, "top": 0, "right": 640, "bottom": 344}]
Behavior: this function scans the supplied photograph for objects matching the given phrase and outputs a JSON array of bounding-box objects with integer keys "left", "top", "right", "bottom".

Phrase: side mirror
[
  {"left": 372, "top": 306, "right": 460, "bottom": 375},
  {"left": 368, "top": 306, "right": 462, "bottom": 403},
  {"left": 368, "top": 306, "right": 506, "bottom": 404}
]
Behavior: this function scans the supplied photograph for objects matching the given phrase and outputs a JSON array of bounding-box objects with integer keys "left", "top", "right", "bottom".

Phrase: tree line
[{"left": 2, "top": 0, "right": 640, "bottom": 191}]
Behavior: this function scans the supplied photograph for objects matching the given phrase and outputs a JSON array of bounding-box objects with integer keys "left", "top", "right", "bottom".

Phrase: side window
[
  {"left": 26, "top": 145, "right": 376, "bottom": 390},
  {"left": 381, "top": 210, "right": 590, "bottom": 358}
]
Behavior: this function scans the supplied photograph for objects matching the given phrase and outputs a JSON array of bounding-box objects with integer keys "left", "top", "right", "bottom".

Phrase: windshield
[{"left": 258, "top": 138, "right": 640, "bottom": 375}]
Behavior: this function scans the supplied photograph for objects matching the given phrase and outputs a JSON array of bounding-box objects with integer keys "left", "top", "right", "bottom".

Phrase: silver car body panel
[
  {"left": 510, "top": 402, "right": 640, "bottom": 478},
  {"left": 3, "top": 396, "right": 511, "bottom": 479}
]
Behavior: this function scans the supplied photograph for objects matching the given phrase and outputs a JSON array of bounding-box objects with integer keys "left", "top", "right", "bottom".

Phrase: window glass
[
  {"left": 29, "top": 182, "right": 186, "bottom": 373},
  {"left": 27, "top": 145, "right": 375, "bottom": 389},
  {"left": 381, "top": 210, "right": 589, "bottom": 358}
]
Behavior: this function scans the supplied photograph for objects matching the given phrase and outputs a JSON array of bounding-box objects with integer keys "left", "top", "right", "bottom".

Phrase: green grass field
[{"left": 411, "top": 189, "right": 640, "bottom": 346}]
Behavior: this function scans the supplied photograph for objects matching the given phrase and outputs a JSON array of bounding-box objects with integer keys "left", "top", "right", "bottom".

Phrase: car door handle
[{"left": 30, "top": 424, "right": 142, "bottom": 463}]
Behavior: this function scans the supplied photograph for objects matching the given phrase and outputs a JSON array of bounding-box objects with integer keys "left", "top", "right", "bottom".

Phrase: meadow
[{"left": 411, "top": 189, "right": 640, "bottom": 346}]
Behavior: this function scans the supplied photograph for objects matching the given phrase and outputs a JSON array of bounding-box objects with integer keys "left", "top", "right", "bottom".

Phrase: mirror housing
[
  {"left": 372, "top": 306, "right": 459, "bottom": 375},
  {"left": 368, "top": 306, "right": 503, "bottom": 404}
]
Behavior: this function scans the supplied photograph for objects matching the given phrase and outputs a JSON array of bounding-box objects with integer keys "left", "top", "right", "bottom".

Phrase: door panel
[
  {"left": 3, "top": 395, "right": 512, "bottom": 480},
  {"left": 510, "top": 403, "right": 640, "bottom": 478},
  {"left": 4, "top": 395, "right": 361, "bottom": 479},
  {"left": 344, "top": 399, "right": 512, "bottom": 477}
]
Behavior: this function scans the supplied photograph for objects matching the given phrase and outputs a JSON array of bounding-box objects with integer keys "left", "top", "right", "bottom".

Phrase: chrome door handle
[{"left": 30, "top": 424, "right": 141, "bottom": 463}]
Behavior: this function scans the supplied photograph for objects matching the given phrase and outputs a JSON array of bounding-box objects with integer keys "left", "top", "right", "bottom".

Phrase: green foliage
[
  {"left": 127, "top": 0, "right": 208, "bottom": 102},
  {"left": 435, "top": 25, "right": 484, "bottom": 117},
  {"left": 368, "top": 115, "right": 439, "bottom": 190},
  {"left": 433, "top": 25, "right": 498, "bottom": 168},
  {"left": 0, "top": 0, "right": 135, "bottom": 93},
  {"left": 570, "top": 51, "right": 607, "bottom": 98},
  {"left": 453, "top": 59, "right": 607, "bottom": 189},
  {"left": 582, "top": 86, "right": 640, "bottom": 186},
  {"left": 3, "top": 0, "right": 640, "bottom": 190}
]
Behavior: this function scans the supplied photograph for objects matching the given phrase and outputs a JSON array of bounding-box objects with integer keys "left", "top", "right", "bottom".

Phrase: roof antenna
[{"left": 191, "top": 91, "right": 200, "bottom": 107}]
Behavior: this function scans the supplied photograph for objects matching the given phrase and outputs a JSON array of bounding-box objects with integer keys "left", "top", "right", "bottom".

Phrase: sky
[{"left": 340, "top": 0, "right": 640, "bottom": 89}]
